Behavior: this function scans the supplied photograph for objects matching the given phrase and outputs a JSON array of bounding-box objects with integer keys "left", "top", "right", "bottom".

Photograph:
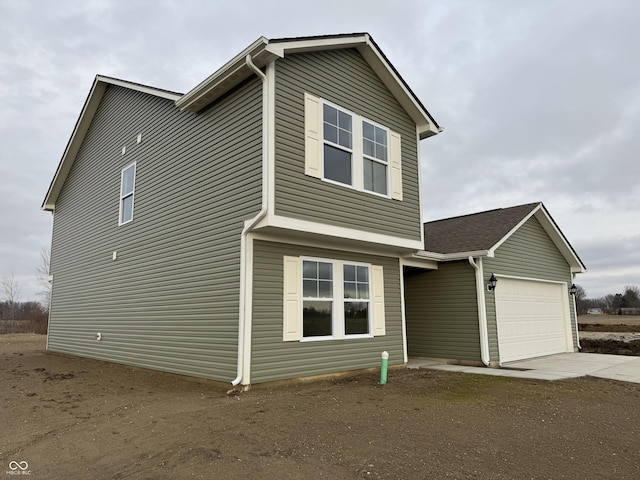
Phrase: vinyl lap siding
[
  {"left": 404, "top": 262, "right": 481, "bottom": 362},
  {"left": 483, "top": 216, "right": 578, "bottom": 359},
  {"left": 48, "top": 79, "right": 262, "bottom": 381},
  {"left": 273, "top": 49, "right": 422, "bottom": 241},
  {"left": 251, "top": 240, "right": 404, "bottom": 383}
]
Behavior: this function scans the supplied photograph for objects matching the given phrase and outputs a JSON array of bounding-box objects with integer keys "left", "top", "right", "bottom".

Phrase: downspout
[
  {"left": 231, "top": 55, "right": 268, "bottom": 388},
  {"left": 468, "top": 257, "right": 491, "bottom": 366},
  {"left": 571, "top": 274, "right": 581, "bottom": 350}
]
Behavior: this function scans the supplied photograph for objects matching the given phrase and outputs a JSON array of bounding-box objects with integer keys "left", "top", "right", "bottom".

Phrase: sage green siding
[
  {"left": 484, "top": 216, "right": 578, "bottom": 360},
  {"left": 48, "top": 79, "right": 263, "bottom": 381},
  {"left": 404, "top": 262, "right": 481, "bottom": 362},
  {"left": 273, "top": 49, "right": 422, "bottom": 241},
  {"left": 251, "top": 240, "right": 404, "bottom": 383}
]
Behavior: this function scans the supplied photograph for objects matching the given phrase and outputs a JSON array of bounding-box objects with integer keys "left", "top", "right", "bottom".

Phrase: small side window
[{"left": 119, "top": 163, "right": 136, "bottom": 225}]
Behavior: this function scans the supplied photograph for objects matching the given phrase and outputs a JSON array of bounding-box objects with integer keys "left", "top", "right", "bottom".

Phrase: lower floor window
[
  {"left": 283, "top": 255, "right": 385, "bottom": 342},
  {"left": 301, "top": 259, "right": 371, "bottom": 340}
]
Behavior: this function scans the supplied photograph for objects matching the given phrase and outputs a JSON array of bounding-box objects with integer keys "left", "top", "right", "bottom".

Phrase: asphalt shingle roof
[{"left": 423, "top": 203, "right": 541, "bottom": 254}]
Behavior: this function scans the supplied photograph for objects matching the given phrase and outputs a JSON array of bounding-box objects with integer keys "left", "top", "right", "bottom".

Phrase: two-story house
[{"left": 41, "top": 33, "right": 585, "bottom": 388}]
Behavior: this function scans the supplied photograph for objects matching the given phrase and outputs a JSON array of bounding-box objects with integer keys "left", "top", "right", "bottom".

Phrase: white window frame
[
  {"left": 361, "top": 119, "right": 390, "bottom": 197},
  {"left": 119, "top": 162, "right": 136, "bottom": 226},
  {"left": 305, "top": 93, "right": 402, "bottom": 200},
  {"left": 321, "top": 101, "right": 355, "bottom": 189},
  {"left": 300, "top": 257, "right": 372, "bottom": 342},
  {"left": 283, "top": 255, "right": 386, "bottom": 342}
]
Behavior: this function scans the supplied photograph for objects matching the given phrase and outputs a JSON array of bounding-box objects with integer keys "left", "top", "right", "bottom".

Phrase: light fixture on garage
[
  {"left": 569, "top": 284, "right": 578, "bottom": 295},
  {"left": 487, "top": 273, "right": 498, "bottom": 291}
]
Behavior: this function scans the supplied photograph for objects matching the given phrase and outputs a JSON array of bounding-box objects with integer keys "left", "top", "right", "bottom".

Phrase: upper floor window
[
  {"left": 323, "top": 104, "right": 353, "bottom": 186},
  {"left": 119, "top": 163, "right": 136, "bottom": 225},
  {"left": 362, "top": 121, "right": 388, "bottom": 196},
  {"left": 304, "top": 93, "right": 403, "bottom": 200}
]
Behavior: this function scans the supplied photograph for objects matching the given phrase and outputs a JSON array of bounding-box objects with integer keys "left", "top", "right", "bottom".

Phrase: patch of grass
[
  {"left": 409, "top": 371, "right": 512, "bottom": 402},
  {"left": 440, "top": 374, "right": 512, "bottom": 401}
]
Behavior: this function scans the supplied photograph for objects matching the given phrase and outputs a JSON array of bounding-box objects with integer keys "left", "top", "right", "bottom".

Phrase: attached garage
[
  {"left": 405, "top": 202, "right": 586, "bottom": 367},
  {"left": 494, "top": 277, "right": 573, "bottom": 363}
]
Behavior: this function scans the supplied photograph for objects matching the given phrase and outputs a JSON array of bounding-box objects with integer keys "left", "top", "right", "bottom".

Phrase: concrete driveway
[{"left": 407, "top": 353, "right": 640, "bottom": 384}]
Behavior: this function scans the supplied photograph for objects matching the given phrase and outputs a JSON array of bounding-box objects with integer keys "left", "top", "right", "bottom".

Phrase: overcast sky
[{"left": 1, "top": 0, "right": 638, "bottom": 301}]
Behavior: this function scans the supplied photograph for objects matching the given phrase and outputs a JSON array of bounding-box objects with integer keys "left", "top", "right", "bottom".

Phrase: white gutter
[
  {"left": 468, "top": 256, "right": 491, "bottom": 366},
  {"left": 231, "top": 54, "right": 269, "bottom": 388}
]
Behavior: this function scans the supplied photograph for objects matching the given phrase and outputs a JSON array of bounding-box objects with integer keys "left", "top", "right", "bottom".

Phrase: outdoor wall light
[
  {"left": 487, "top": 274, "right": 498, "bottom": 291},
  {"left": 569, "top": 284, "right": 578, "bottom": 296}
]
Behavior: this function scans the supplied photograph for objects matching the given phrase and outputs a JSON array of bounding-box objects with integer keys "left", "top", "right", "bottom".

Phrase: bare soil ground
[
  {"left": 578, "top": 314, "right": 640, "bottom": 356},
  {"left": 2, "top": 335, "right": 640, "bottom": 479}
]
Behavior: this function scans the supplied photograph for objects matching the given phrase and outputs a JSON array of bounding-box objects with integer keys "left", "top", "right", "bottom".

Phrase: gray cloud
[{"left": 1, "top": 0, "right": 638, "bottom": 300}]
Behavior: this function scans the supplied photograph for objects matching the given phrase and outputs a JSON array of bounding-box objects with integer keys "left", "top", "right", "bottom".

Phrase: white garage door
[{"left": 495, "top": 278, "right": 572, "bottom": 363}]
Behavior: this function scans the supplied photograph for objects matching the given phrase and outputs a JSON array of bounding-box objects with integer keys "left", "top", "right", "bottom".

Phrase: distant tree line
[
  {"left": 0, "top": 301, "right": 48, "bottom": 334},
  {"left": 575, "top": 285, "right": 640, "bottom": 315},
  {"left": 1, "top": 248, "right": 51, "bottom": 334}
]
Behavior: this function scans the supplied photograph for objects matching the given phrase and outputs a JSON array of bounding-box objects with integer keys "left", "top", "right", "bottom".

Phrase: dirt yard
[
  {"left": 578, "top": 314, "right": 640, "bottom": 356},
  {"left": 2, "top": 335, "right": 640, "bottom": 479}
]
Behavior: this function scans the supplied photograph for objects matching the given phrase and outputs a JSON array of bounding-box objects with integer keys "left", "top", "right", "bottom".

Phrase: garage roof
[{"left": 422, "top": 203, "right": 586, "bottom": 273}]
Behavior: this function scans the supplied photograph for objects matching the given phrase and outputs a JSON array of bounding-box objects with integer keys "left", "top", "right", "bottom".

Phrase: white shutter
[
  {"left": 371, "top": 265, "right": 386, "bottom": 336},
  {"left": 304, "top": 93, "right": 322, "bottom": 178},
  {"left": 389, "top": 131, "right": 402, "bottom": 200},
  {"left": 283, "top": 256, "right": 301, "bottom": 341}
]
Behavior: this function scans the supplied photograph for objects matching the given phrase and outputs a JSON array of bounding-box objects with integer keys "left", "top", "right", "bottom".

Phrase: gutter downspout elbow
[
  {"left": 469, "top": 256, "right": 491, "bottom": 366},
  {"left": 231, "top": 55, "right": 268, "bottom": 388}
]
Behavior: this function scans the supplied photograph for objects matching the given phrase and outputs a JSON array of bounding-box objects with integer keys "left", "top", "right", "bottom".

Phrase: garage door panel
[{"left": 496, "top": 278, "right": 571, "bottom": 363}]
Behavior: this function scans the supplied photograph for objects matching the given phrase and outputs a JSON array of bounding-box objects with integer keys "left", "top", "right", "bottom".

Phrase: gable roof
[
  {"left": 41, "top": 76, "right": 181, "bottom": 211},
  {"left": 175, "top": 33, "right": 441, "bottom": 139},
  {"left": 42, "top": 33, "right": 440, "bottom": 211},
  {"left": 421, "top": 202, "right": 586, "bottom": 273}
]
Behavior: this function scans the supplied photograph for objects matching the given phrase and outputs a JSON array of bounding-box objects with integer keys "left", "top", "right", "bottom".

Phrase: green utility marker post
[{"left": 380, "top": 351, "right": 389, "bottom": 385}]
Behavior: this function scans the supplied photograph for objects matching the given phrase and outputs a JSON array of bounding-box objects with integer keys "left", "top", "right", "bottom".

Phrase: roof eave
[
  {"left": 176, "top": 34, "right": 441, "bottom": 136},
  {"left": 487, "top": 203, "right": 587, "bottom": 273},
  {"left": 413, "top": 250, "right": 492, "bottom": 262},
  {"left": 176, "top": 37, "right": 282, "bottom": 113},
  {"left": 41, "top": 77, "right": 106, "bottom": 211},
  {"left": 532, "top": 205, "right": 587, "bottom": 273},
  {"left": 42, "top": 76, "right": 181, "bottom": 211}
]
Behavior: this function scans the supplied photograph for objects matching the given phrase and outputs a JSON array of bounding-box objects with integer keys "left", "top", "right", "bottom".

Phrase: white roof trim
[
  {"left": 42, "top": 76, "right": 180, "bottom": 211},
  {"left": 488, "top": 203, "right": 586, "bottom": 273},
  {"left": 176, "top": 34, "right": 440, "bottom": 138},
  {"left": 100, "top": 76, "right": 181, "bottom": 101},
  {"left": 176, "top": 37, "right": 282, "bottom": 112},
  {"left": 412, "top": 250, "right": 492, "bottom": 262}
]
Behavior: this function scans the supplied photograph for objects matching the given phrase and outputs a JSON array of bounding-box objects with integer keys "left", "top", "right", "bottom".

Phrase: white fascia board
[
  {"left": 267, "top": 34, "right": 439, "bottom": 140},
  {"left": 533, "top": 207, "right": 587, "bottom": 273},
  {"left": 401, "top": 256, "right": 438, "bottom": 270},
  {"left": 413, "top": 250, "right": 491, "bottom": 262},
  {"left": 42, "top": 77, "right": 107, "bottom": 211},
  {"left": 98, "top": 76, "right": 182, "bottom": 101},
  {"left": 256, "top": 214, "right": 424, "bottom": 251},
  {"left": 488, "top": 205, "right": 539, "bottom": 256},
  {"left": 42, "top": 76, "right": 180, "bottom": 211},
  {"left": 176, "top": 37, "right": 282, "bottom": 112},
  {"left": 264, "top": 35, "right": 369, "bottom": 57},
  {"left": 251, "top": 231, "right": 408, "bottom": 259},
  {"left": 487, "top": 203, "right": 586, "bottom": 273},
  {"left": 356, "top": 38, "right": 439, "bottom": 139}
]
